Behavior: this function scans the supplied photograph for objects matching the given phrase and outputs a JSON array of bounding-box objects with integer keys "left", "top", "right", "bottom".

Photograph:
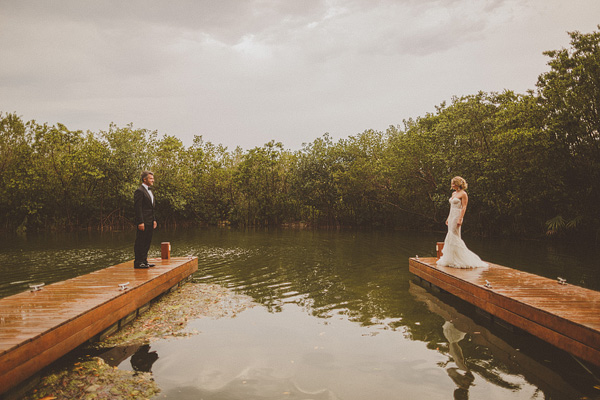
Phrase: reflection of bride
[
  {"left": 443, "top": 321, "right": 475, "bottom": 400},
  {"left": 437, "top": 176, "right": 488, "bottom": 269}
]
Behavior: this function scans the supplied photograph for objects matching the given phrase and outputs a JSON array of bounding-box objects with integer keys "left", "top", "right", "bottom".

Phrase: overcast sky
[{"left": 1, "top": 1, "right": 598, "bottom": 150}]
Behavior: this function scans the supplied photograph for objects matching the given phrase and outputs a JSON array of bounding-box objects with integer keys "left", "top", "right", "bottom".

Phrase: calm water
[{"left": 1, "top": 228, "right": 600, "bottom": 399}]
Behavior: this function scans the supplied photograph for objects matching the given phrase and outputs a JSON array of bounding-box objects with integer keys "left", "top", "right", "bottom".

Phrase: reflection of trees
[
  {"left": 193, "top": 229, "right": 592, "bottom": 398},
  {"left": 196, "top": 230, "right": 429, "bottom": 323}
]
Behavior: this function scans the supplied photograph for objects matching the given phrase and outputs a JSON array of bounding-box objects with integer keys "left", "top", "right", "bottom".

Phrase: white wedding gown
[{"left": 437, "top": 197, "right": 488, "bottom": 269}]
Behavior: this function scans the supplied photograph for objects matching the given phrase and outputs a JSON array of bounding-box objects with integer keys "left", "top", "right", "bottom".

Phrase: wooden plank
[
  {"left": 410, "top": 258, "right": 600, "bottom": 334},
  {"left": 0, "top": 257, "right": 197, "bottom": 395},
  {"left": 410, "top": 259, "right": 600, "bottom": 349},
  {"left": 409, "top": 257, "right": 600, "bottom": 367}
]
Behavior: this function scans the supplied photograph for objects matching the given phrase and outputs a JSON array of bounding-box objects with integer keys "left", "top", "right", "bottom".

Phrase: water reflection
[
  {"left": 0, "top": 231, "right": 136, "bottom": 297},
  {"left": 96, "top": 343, "right": 159, "bottom": 373},
  {"left": 409, "top": 281, "right": 589, "bottom": 399},
  {"left": 442, "top": 321, "right": 475, "bottom": 400},
  {"left": 131, "top": 344, "right": 159, "bottom": 373},
  {"left": 162, "top": 368, "right": 339, "bottom": 400},
  {"left": 2, "top": 228, "right": 600, "bottom": 399}
]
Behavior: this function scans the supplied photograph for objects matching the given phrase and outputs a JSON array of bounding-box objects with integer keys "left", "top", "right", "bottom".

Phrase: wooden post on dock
[
  {"left": 161, "top": 242, "right": 171, "bottom": 259},
  {"left": 436, "top": 242, "right": 444, "bottom": 259}
]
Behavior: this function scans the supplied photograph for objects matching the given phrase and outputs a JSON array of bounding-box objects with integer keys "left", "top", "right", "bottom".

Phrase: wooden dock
[
  {"left": 409, "top": 281, "right": 587, "bottom": 398},
  {"left": 0, "top": 256, "right": 198, "bottom": 395},
  {"left": 409, "top": 256, "right": 600, "bottom": 367}
]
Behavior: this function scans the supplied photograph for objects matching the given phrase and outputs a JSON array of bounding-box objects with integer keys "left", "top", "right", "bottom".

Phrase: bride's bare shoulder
[{"left": 456, "top": 190, "right": 468, "bottom": 200}]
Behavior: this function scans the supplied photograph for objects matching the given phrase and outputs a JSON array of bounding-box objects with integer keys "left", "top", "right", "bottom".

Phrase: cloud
[{"left": 0, "top": 0, "right": 599, "bottom": 149}]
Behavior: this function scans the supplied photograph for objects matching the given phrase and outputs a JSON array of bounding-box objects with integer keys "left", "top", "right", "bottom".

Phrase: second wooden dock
[
  {"left": 409, "top": 256, "right": 600, "bottom": 367},
  {"left": 0, "top": 256, "right": 198, "bottom": 396}
]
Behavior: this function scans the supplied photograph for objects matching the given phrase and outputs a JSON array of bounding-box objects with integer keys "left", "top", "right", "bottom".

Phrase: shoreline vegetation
[{"left": 2, "top": 28, "right": 599, "bottom": 242}]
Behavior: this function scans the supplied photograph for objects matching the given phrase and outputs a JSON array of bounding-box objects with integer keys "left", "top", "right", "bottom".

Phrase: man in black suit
[{"left": 133, "top": 171, "right": 157, "bottom": 269}]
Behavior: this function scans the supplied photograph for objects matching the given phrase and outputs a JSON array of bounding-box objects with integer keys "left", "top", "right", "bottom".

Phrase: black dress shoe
[
  {"left": 134, "top": 263, "right": 149, "bottom": 269},
  {"left": 146, "top": 263, "right": 156, "bottom": 267}
]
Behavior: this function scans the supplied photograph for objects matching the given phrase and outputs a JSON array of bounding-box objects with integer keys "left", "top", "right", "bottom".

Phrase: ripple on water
[{"left": 2, "top": 228, "right": 600, "bottom": 399}]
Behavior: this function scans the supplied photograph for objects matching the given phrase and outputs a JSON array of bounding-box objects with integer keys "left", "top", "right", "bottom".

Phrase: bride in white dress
[{"left": 437, "top": 177, "right": 488, "bottom": 269}]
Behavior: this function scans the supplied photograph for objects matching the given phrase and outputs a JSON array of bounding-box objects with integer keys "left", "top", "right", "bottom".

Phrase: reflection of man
[
  {"left": 131, "top": 344, "right": 159, "bottom": 373},
  {"left": 133, "top": 171, "right": 157, "bottom": 269}
]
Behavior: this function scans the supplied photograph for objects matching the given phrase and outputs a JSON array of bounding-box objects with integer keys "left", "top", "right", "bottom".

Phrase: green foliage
[
  {"left": 153, "top": 135, "right": 191, "bottom": 224},
  {"left": 293, "top": 134, "right": 340, "bottom": 225},
  {"left": 0, "top": 112, "right": 36, "bottom": 228},
  {"left": 233, "top": 140, "right": 294, "bottom": 226},
  {"left": 1, "top": 27, "right": 599, "bottom": 240},
  {"left": 536, "top": 26, "right": 600, "bottom": 240}
]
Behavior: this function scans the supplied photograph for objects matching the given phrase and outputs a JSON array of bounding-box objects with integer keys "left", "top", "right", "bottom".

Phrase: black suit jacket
[{"left": 134, "top": 185, "right": 156, "bottom": 225}]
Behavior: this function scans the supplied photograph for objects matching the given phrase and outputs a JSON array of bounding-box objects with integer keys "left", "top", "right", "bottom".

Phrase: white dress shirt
[{"left": 142, "top": 183, "right": 154, "bottom": 205}]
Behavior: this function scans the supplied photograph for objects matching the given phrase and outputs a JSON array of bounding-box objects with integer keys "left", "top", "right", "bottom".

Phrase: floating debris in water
[
  {"left": 23, "top": 357, "right": 159, "bottom": 400},
  {"left": 23, "top": 283, "right": 256, "bottom": 399},
  {"left": 98, "top": 283, "right": 255, "bottom": 347}
]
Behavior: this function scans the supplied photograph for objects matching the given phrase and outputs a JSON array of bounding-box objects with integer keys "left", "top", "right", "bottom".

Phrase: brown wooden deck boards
[
  {"left": 0, "top": 257, "right": 198, "bottom": 395},
  {"left": 409, "top": 257, "right": 600, "bottom": 367}
]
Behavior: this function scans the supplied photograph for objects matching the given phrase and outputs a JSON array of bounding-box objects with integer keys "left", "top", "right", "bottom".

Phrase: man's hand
[
  {"left": 153, "top": 221, "right": 157, "bottom": 229},
  {"left": 138, "top": 223, "right": 145, "bottom": 231}
]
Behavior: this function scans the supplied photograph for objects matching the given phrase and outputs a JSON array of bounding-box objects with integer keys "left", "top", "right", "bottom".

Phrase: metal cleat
[
  {"left": 557, "top": 277, "right": 567, "bottom": 285},
  {"left": 415, "top": 255, "right": 419, "bottom": 259},
  {"left": 118, "top": 282, "right": 130, "bottom": 291},
  {"left": 484, "top": 280, "right": 492, "bottom": 289},
  {"left": 30, "top": 283, "right": 45, "bottom": 292}
]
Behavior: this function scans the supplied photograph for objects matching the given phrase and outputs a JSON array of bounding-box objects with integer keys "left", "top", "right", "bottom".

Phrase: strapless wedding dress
[{"left": 437, "top": 197, "right": 488, "bottom": 268}]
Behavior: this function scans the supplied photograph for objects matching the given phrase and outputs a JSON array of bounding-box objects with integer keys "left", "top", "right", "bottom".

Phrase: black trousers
[{"left": 134, "top": 223, "right": 154, "bottom": 266}]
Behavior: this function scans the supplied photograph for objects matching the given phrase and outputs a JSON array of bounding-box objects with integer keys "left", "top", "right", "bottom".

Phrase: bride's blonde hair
[{"left": 452, "top": 176, "right": 468, "bottom": 190}]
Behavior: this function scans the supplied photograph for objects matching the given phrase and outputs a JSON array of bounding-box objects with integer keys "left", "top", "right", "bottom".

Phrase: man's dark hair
[{"left": 141, "top": 171, "right": 154, "bottom": 182}]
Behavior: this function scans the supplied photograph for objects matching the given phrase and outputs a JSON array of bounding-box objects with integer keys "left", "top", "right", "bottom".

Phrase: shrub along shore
[{"left": 1, "top": 28, "right": 599, "bottom": 241}]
